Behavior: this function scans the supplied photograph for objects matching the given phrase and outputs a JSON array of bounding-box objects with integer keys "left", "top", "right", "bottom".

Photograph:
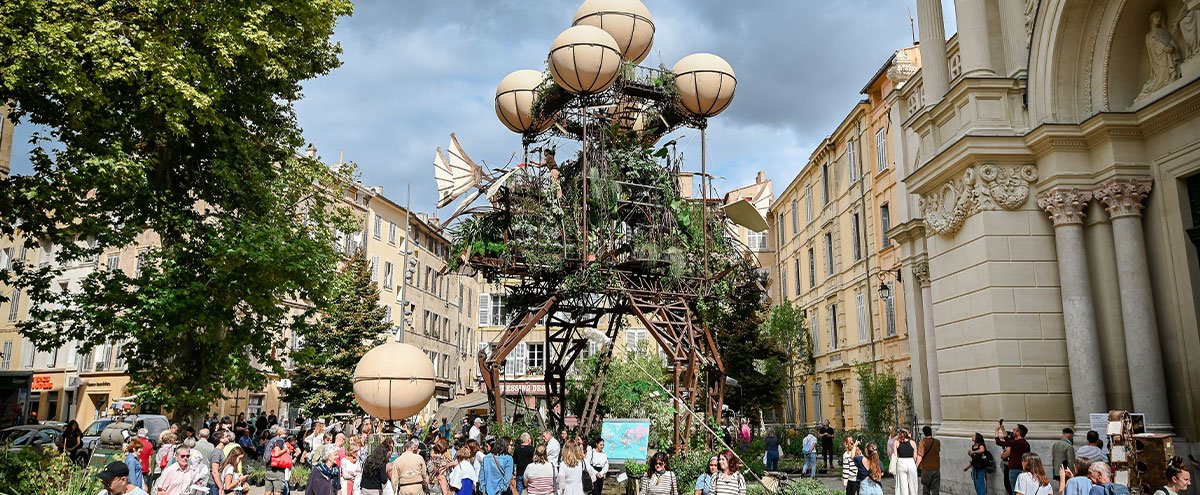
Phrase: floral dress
[{"left": 427, "top": 454, "right": 455, "bottom": 495}]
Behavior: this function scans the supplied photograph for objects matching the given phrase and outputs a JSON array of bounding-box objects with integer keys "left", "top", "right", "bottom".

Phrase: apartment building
[{"left": 769, "top": 48, "right": 918, "bottom": 429}]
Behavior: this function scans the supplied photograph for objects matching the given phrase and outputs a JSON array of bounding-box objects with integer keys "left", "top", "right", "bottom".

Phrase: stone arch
[{"left": 1028, "top": 0, "right": 1188, "bottom": 124}]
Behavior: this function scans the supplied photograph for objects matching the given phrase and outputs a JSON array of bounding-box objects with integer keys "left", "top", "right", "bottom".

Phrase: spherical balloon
[
  {"left": 672, "top": 53, "right": 737, "bottom": 117},
  {"left": 496, "top": 70, "right": 552, "bottom": 133},
  {"left": 548, "top": 25, "right": 622, "bottom": 95},
  {"left": 573, "top": 0, "right": 655, "bottom": 64},
  {"left": 353, "top": 342, "right": 436, "bottom": 421}
]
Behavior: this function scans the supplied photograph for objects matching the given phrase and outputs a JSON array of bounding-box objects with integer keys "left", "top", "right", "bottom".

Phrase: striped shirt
[
  {"left": 524, "top": 462, "right": 556, "bottom": 495},
  {"left": 711, "top": 472, "right": 745, "bottom": 495},
  {"left": 842, "top": 452, "right": 858, "bottom": 483},
  {"left": 641, "top": 471, "right": 678, "bottom": 495}
]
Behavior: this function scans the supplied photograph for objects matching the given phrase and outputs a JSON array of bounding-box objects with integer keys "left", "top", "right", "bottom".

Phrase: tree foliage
[
  {"left": 285, "top": 251, "right": 390, "bottom": 418},
  {"left": 700, "top": 268, "right": 790, "bottom": 415},
  {"left": 567, "top": 342, "right": 676, "bottom": 451},
  {"left": 0, "top": 0, "right": 355, "bottom": 421},
  {"left": 854, "top": 363, "right": 899, "bottom": 434},
  {"left": 763, "top": 300, "right": 814, "bottom": 378}
]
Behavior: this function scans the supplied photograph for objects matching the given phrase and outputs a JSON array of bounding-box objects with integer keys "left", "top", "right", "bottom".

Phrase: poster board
[{"left": 600, "top": 419, "right": 651, "bottom": 461}]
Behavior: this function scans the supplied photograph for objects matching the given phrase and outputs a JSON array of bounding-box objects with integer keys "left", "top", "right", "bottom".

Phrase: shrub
[
  {"left": 290, "top": 464, "right": 311, "bottom": 489},
  {"left": 669, "top": 449, "right": 717, "bottom": 486},
  {"left": 626, "top": 460, "right": 648, "bottom": 478},
  {"left": 0, "top": 447, "right": 102, "bottom": 495}
]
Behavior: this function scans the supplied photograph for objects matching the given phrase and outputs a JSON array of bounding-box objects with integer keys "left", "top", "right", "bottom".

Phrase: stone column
[
  {"left": 913, "top": 261, "right": 942, "bottom": 425},
  {"left": 916, "top": 0, "right": 951, "bottom": 102},
  {"left": 997, "top": 0, "right": 1029, "bottom": 77},
  {"left": 1094, "top": 179, "right": 1173, "bottom": 432},
  {"left": 954, "top": 0, "right": 997, "bottom": 77},
  {"left": 1037, "top": 188, "right": 1108, "bottom": 428}
]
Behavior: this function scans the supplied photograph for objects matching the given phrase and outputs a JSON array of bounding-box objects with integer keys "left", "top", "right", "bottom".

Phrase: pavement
[{"left": 242, "top": 472, "right": 897, "bottom": 495}]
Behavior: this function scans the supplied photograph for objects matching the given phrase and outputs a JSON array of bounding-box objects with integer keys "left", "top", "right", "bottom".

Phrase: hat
[
  {"left": 96, "top": 461, "right": 130, "bottom": 481},
  {"left": 474, "top": 418, "right": 483, "bottom": 424},
  {"left": 137, "top": 428, "right": 148, "bottom": 438}
]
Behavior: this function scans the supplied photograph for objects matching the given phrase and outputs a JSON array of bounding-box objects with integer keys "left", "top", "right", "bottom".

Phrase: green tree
[
  {"left": 567, "top": 341, "right": 676, "bottom": 450},
  {"left": 0, "top": 0, "right": 355, "bottom": 422},
  {"left": 854, "top": 363, "right": 899, "bottom": 433},
  {"left": 702, "top": 267, "right": 790, "bottom": 416},
  {"left": 285, "top": 250, "right": 390, "bottom": 418}
]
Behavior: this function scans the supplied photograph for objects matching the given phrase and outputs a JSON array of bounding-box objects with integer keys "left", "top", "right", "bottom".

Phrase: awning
[{"left": 433, "top": 392, "right": 489, "bottom": 426}]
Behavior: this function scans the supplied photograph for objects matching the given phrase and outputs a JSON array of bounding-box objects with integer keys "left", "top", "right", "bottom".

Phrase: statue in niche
[
  {"left": 1139, "top": 11, "right": 1182, "bottom": 99},
  {"left": 1178, "top": 0, "right": 1200, "bottom": 60}
]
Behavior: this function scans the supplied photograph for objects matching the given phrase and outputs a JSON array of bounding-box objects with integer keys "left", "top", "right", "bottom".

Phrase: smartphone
[{"left": 1063, "top": 460, "right": 1070, "bottom": 471}]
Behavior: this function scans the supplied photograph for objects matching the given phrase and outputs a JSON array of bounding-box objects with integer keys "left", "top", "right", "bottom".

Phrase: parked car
[
  {"left": 0, "top": 424, "right": 64, "bottom": 453},
  {"left": 79, "top": 414, "right": 170, "bottom": 460}
]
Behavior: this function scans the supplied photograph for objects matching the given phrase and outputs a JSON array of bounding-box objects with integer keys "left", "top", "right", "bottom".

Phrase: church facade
[{"left": 889, "top": 0, "right": 1200, "bottom": 493}]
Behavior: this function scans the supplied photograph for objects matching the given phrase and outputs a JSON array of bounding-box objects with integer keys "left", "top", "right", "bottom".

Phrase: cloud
[{"left": 10, "top": 0, "right": 927, "bottom": 213}]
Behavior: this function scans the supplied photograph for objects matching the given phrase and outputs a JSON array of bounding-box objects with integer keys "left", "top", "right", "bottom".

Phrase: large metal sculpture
[{"left": 434, "top": 0, "right": 764, "bottom": 451}]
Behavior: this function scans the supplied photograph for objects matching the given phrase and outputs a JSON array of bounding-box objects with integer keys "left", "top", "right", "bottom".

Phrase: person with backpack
[
  {"left": 264, "top": 426, "right": 292, "bottom": 495},
  {"left": 965, "top": 433, "right": 991, "bottom": 495},
  {"left": 1085, "top": 462, "right": 1130, "bottom": 495}
]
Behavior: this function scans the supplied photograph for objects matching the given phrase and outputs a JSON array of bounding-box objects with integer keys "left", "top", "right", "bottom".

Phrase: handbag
[
  {"left": 581, "top": 456, "right": 594, "bottom": 493},
  {"left": 887, "top": 456, "right": 898, "bottom": 475},
  {"left": 271, "top": 448, "right": 294, "bottom": 469}
]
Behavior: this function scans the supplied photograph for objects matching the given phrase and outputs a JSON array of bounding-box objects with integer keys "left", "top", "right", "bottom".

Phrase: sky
[{"left": 9, "top": 0, "right": 957, "bottom": 214}]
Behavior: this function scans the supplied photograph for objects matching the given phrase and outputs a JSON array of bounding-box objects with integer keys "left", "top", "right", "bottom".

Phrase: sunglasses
[{"left": 177, "top": 454, "right": 190, "bottom": 459}]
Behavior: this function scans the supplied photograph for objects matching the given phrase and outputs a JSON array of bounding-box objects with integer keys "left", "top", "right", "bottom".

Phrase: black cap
[
  {"left": 1063, "top": 428, "right": 1074, "bottom": 435},
  {"left": 96, "top": 461, "right": 130, "bottom": 481}
]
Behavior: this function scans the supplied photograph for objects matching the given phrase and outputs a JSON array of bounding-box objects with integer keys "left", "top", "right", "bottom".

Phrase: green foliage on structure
[
  {"left": 854, "top": 363, "right": 900, "bottom": 434},
  {"left": 285, "top": 250, "right": 390, "bottom": 418},
  {"left": 566, "top": 341, "right": 676, "bottom": 451},
  {"left": 0, "top": 0, "right": 356, "bottom": 422}
]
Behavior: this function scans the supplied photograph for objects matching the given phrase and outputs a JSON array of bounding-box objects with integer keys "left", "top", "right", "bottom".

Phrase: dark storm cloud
[{"left": 10, "top": 0, "right": 926, "bottom": 211}]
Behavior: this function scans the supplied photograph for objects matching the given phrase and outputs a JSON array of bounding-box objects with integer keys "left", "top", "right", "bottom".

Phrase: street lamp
[{"left": 877, "top": 268, "right": 902, "bottom": 299}]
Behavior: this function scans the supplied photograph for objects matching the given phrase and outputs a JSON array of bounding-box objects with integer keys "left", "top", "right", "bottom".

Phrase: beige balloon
[
  {"left": 352, "top": 342, "right": 436, "bottom": 421},
  {"left": 672, "top": 53, "right": 737, "bottom": 117},
  {"left": 496, "top": 70, "right": 552, "bottom": 133},
  {"left": 548, "top": 25, "right": 623, "bottom": 95},
  {"left": 573, "top": 0, "right": 655, "bottom": 64}
]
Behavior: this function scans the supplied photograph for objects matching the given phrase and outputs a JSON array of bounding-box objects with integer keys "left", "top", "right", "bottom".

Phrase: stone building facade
[
  {"left": 768, "top": 49, "right": 914, "bottom": 429},
  {"left": 888, "top": 0, "right": 1200, "bottom": 493}
]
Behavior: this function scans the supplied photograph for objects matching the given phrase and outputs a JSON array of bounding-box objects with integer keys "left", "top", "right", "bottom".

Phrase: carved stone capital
[
  {"left": 1037, "top": 188, "right": 1093, "bottom": 226},
  {"left": 919, "top": 163, "right": 1039, "bottom": 237},
  {"left": 912, "top": 261, "right": 931, "bottom": 287},
  {"left": 1094, "top": 179, "right": 1153, "bottom": 219}
]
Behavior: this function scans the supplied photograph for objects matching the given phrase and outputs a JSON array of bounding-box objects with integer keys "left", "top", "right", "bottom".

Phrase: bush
[
  {"left": 778, "top": 477, "right": 842, "bottom": 495},
  {"left": 290, "top": 465, "right": 311, "bottom": 489},
  {"left": 669, "top": 449, "right": 717, "bottom": 486},
  {"left": 244, "top": 458, "right": 266, "bottom": 486},
  {"left": 486, "top": 419, "right": 544, "bottom": 444},
  {"left": 0, "top": 447, "right": 102, "bottom": 495},
  {"left": 626, "top": 460, "right": 648, "bottom": 478}
]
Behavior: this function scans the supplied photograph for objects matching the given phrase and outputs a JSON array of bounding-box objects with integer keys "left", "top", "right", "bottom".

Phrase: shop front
[
  {"left": 28, "top": 371, "right": 70, "bottom": 423},
  {"left": 74, "top": 373, "right": 133, "bottom": 429},
  {"left": 0, "top": 371, "right": 33, "bottom": 428}
]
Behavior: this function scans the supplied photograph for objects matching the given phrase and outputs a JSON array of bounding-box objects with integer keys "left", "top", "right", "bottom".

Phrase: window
[
  {"left": 478, "top": 294, "right": 491, "bottom": 326},
  {"left": 424, "top": 267, "right": 432, "bottom": 292},
  {"left": 369, "top": 257, "right": 379, "bottom": 282},
  {"left": 880, "top": 204, "right": 892, "bottom": 248},
  {"left": 824, "top": 233, "right": 834, "bottom": 275},
  {"left": 47, "top": 346, "right": 57, "bottom": 368},
  {"left": 384, "top": 305, "right": 393, "bottom": 323},
  {"left": 791, "top": 200, "right": 799, "bottom": 232},
  {"left": 876, "top": 129, "right": 887, "bottom": 171},
  {"left": 7, "top": 289, "right": 20, "bottom": 321},
  {"left": 885, "top": 283, "right": 898, "bottom": 337},
  {"left": 626, "top": 328, "right": 649, "bottom": 354},
  {"left": 506, "top": 342, "right": 527, "bottom": 376},
  {"left": 797, "top": 384, "right": 807, "bottom": 424},
  {"left": 443, "top": 353, "right": 451, "bottom": 379},
  {"left": 113, "top": 343, "right": 125, "bottom": 370},
  {"left": 821, "top": 163, "right": 830, "bottom": 204},
  {"left": 813, "top": 383, "right": 823, "bottom": 423},
  {"left": 851, "top": 213, "right": 862, "bottom": 261},
  {"left": 383, "top": 261, "right": 394, "bottom": 289},
  {"left": 856, "top": 290, "right": 868, "bottom": 343},
  {"left": 0, "top": 341, "right": 10, "bottom": 370},
  {"left": 747, "top": 230, "right": 767, "bottom": 251},
  {"left": 134, "top": 249, "right": 147, "bottom": 278},
  {"left": 776, "top": 214, "right": 785, "bottom": 249},
  {"left": 805, "top": 186, "right": 814, "bottom": 223},
  {"left": 373, "top": 214, "right": 383, "bottom": 238},
  {"left": 80, "top": 349, "right": 93, "bottom": 372},
  {"left": 0, "top": 248, "right": 9, "bottom": 270},
  {"left": 248, "top": 395, "right": 265, "bottom": 417},
  {"left": 527, "top": 342, "right": 545, "bottom": 371},
  {"left": 106, "top": 254, "right": 120, "bottom": 272},
  {"left": 848, "top": 139, "right": 859, "bottom": 180},
  {"left": 808, "top": 248, "right": 816, "bottom": 288},
  {"left": 810, "top": 308, "right": 820, "bottom": 353},
  {"left": 388, "top": 222, "right": 397, "bottom": 244},
  {"left": 21, "top": 340, "right": 33, "bottom": 369},
  {"left": 96, "top": 344, "right": 111, "bottom": 371},
  {"left": 828, "top": 303, "right": 838, "bottom": 349},
  {"left": 793, "top": 259, "right": 801, "bottom": 296},
  {"left": 779, "top": 268, "right": 787, "bottom": 302}
]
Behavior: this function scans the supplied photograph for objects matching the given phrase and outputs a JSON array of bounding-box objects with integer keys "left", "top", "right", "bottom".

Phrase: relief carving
[
  {"left": 1178, "top": 0, "right": 1200, "bottom": 61},
  {"left": 1037, "top": 188, "right": 1093, "bottom": 226},
  {"left": 912, "top": 261, "right": 931, "bottom": 287},
  {"left": 1094, "top": 179, "right": 1153, "bottom": 219},
  {"left": 1139, "top": 11, "right": 1182, "bottom": 99},
  {"left": 919, "top": 164, "right": 1039, "bottom": 237}
]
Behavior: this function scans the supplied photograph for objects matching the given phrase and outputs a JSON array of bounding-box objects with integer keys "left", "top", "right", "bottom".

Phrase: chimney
[
  {"left": 756, "top": 171, "right": 766, "bottom": 183},
  {"left": 305, "top": 143, "right": 317, "bottom": 159}
]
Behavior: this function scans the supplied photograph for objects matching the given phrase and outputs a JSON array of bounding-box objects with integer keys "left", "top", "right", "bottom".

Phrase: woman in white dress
[{"left": 557, "top": 442, "right": 593, "bottom": 495}]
